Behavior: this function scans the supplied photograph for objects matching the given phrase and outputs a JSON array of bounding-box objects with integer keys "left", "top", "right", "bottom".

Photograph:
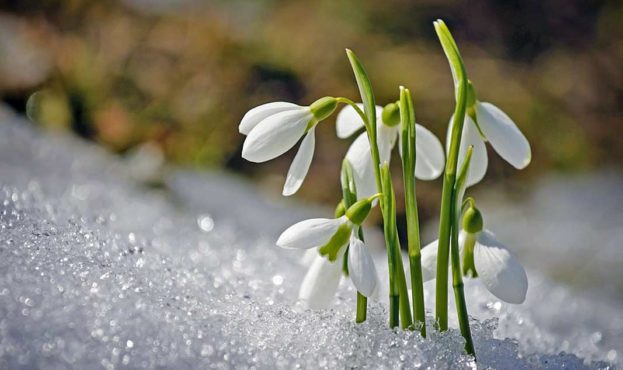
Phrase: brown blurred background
[{"left": 1, "top": 0, "right": 622, "bottom": 224}]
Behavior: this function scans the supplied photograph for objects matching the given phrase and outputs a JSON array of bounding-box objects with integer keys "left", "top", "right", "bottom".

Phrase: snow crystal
[{"left": 0, "top": 106, "right": 619, "bottom": 369}]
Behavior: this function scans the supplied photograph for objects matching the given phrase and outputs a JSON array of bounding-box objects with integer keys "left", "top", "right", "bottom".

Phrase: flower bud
[
  {"left": 381, "top": 102, "right": 400, "bottom": 127},
  {"left": 462, "top": 205, "right": 483, "bottom": 234},
  {"left": 345, "top": 197, "right": 373, "bottom": 225},
  {"left": 309, "top": 97, "right": 338, "bottom": 121}
]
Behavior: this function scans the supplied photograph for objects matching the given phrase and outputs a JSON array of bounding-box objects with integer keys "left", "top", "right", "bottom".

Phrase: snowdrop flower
[
  {"left": 421, "top": 205, "right": 528, "bottom": 304},
  {"left": 240, "top": 97, "right": 338, "bottom": 196},
  {"left": 452, "top": 84, "right": 532, "bottom": 187},
  {"left": 336, "top": 103, "right": 445, "bottom": 199},
  {"left": 276, "top": 197, "right": 379, "bottom": 308},
  {"left": 297, "top": 247, "right": 346, "bottom": 309}
]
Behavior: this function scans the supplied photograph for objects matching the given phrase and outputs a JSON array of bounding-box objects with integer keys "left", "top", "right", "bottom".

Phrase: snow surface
[{"left": 0, "top": 106, "right": 620, "bottom": 369}]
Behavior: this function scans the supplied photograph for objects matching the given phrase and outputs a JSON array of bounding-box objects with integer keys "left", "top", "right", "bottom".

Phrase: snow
[{"left": 0, "top": 106, "right": 619, "bottom": 369}]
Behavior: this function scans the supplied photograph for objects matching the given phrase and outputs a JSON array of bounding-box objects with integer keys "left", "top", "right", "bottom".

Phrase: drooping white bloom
[
  {"left": 420, "top": 229, "right": 528, "bottom": 304},
  {"left": 277, "top": 215, "right": 379, "bottom": 308},
  {"left": 336, "top": 104, "right": 445, "bottom": 199},
  {"left": 299, "top": 248, "right": 346, "bottom": 309},
  {"left": 451, "top": 101, "right": 531, "bottom": 187},
  {"left": 277, "top": 216, "right": 348, "bottom": 251},
  {"left": 240, "top": 98, "right": 337, "bottom": 196},
  {"left": 347, "top": 235, "right": 378, "bottom": 298}
]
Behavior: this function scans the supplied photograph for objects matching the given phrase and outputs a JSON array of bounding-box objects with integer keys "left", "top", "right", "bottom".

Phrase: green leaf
[
  {"left": 340, "top": 159, "right": 358, "bottom": 207},
  {"left": 346, "top": 49, "right": 377, "bottom": 134},
  {"left": 399, "top": 86, "right": 416, "bottom": 171},
  {"left": 433, "top": 20, "right": 466, "bottom": 90}
]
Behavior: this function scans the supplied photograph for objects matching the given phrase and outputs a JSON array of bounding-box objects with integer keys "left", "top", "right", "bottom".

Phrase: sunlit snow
[{"left": 0, "top": 106, "right": 619, "bottom": 369}]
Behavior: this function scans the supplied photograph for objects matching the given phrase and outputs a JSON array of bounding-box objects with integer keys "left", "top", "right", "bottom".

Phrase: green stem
[
  {"left": 450, "top": 195, "right": 475, "bottom": 356},
  {"left": 356, "top": 292, "right": 368, "bottom": 323},
  {"left": 355, "top": 224, "right": 368, "bottom": 323},
  {"left": 433, "top": 20, "right": 468, "bottom": 332},
  {"left": 381, "top": 164, "right": 413, "bottom": 329},
  {"left": 395, "top": 244, "right": 413, "bottom": 329},
  {"left": 342, "top": 51, "right": 407, "bottom": 327},
  {"left": 336, "top": 97, "right": 367, "bottom": 123},
  {"left": 340, "top": 160, "right": 368, "bottom": 323},
  {"left": 379, "top": 165, "right": 400, "bottom": 328},
  {"left": 355, "top": 224, "right": 369, "bottom": 323},
  {"left": 399, "top": 87, "right": 426, "bottom": 336},
  {"left": 451, "top": 145, "right": 476, "bottom": 356}
]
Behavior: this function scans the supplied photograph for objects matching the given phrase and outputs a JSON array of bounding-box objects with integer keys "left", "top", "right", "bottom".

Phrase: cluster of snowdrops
[{"left": 239, "top": 20, "right": 530, "bottom": 357}]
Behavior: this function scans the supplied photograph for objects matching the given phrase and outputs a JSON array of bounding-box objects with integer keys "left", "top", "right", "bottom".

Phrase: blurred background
[{"left": 0, "top": 0, "right": 622, "bottom": 228}]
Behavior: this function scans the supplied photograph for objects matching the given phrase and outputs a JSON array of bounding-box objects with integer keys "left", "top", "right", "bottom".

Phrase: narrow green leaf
[
  {"left": 346, "top": 49, "right": 377, "bottom": 134},
  {"left": 433, "top": 20, "right": 466, "bottom": 90},
  {"left": 340, "top": 159, "right": 357, "bottom": 206},
  {"left": 400, "top": 86, "right": 427, "bottom": 335},
  {"left": 399, "top": 86, "right": 415, "bottom": 172},
  {"left": 434, "top": 18, "right": 469, "bottom": 333}
]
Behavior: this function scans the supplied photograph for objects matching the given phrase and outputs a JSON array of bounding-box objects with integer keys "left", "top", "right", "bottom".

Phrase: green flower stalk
[
  {"left": 451, "top": 146, "right": 476, "bottom": 356},
  {"left": 399, "top": 86, "right": 426, "bottom": 337},
  {"left": 340, "top": 159, "right": 368, "bottom": 323},
  {"left": 380, "top": 163, "right": 413, "bottom": 329},
  {"left": 433, "top": 19, "right": 469, "bottom": 332},
  {"left": 346, "top": 49, "right": 412, "bottom": 328}
]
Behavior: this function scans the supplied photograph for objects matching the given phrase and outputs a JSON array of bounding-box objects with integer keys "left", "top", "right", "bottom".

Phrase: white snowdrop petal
[
  {"left": 345, "top": 132, "right": 377, "bottom": 199},
  {"left": 239, "top": 102, "right": 301, "bottom": 135},
  {"left": 414, "top": 124, "right": 445, "bottom": 180},
  {"left": 299, "top": 248, "right": 318, "bottom": 267},
  {"left": 242, "top": 109, "right": 311, "bottom": 163},
  {"left": 336, "top": 103, "right": 366, "bottom": 139},
  {"left": 378, "top": 124, "right": 398, "bottom": 164},
  {"left": 282, "top": 129, "right": 315, "bottom": 196},
  {"left": 299, "top": 253, "right": 344, "bottom": 309},
  {"left": 276, "top": 216, "right": 346, "bottom": 250},
  {"left": 421, "top": 239, "right": 439, "bottom": 282},
  {"left": 447, "top": 116, "right": 488, "bottom": 187},
  {"left": 476, "top": 102, "right": 531, "bottom": 169},
  {"left": 370, "top": 274, "right": 383, "bottom": 301},
  {"left": 473, "top": 229, "right": 528, "bottom": 304},
  {"left": 347, "top": 237, "right": 378, "bottom": 297},
  {"left": 421, "top": 233, "right": 467, "bottom": 283},
  {"left": 463, "top": 124, "right": 488, "bottom": 187}
]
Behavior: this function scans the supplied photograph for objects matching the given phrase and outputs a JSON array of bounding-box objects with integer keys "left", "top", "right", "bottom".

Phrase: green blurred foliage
[{"left": 1, "top": 0, "right": 622, "bottom": 213}]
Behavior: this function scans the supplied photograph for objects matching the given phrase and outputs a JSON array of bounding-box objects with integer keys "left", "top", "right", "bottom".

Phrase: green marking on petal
[{"left": 319, "top": 223, "right": 351, "bottom": 261}]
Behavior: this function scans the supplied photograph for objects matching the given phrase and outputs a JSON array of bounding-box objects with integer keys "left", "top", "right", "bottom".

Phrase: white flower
[
  {"left": 277, "top": 216, "right": 379, "bottom": 308},
  {"left": 336, "top": 104, "right": 445, "bottom": 199},
  {"left": 347, "top": 235, "right": 378, "bottom": 298},
  {"left": 420, "top": 229, "right": 528, "bottom": 304},
  {"left": 451, "top": 101, "right": 531, "bottom": 187},
  {"left": 277, "top": 216, "right": 348, "bottom": 251},
  {"left": 240, "top": 98, "right": 336, "bottom": 196},
  {"left": 298, "top": 248, "right": 346, "bottom": 309}
]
